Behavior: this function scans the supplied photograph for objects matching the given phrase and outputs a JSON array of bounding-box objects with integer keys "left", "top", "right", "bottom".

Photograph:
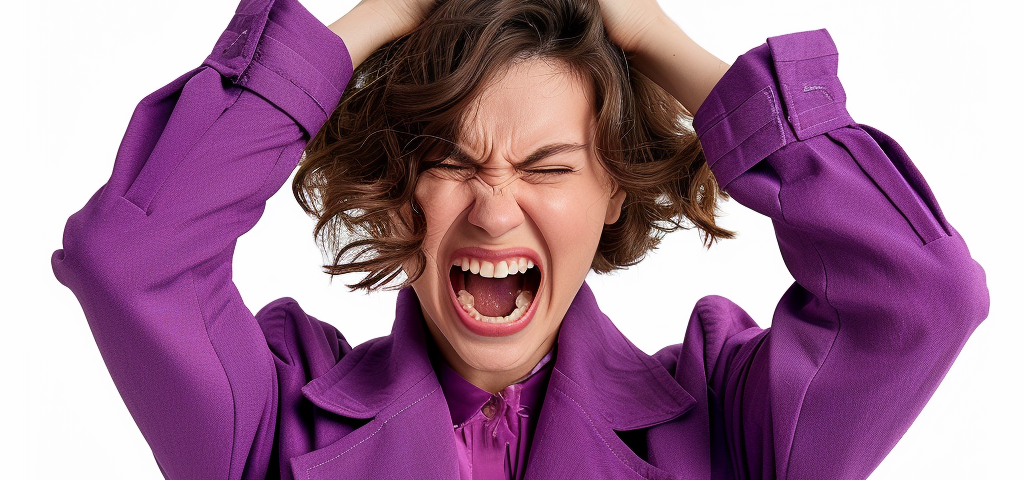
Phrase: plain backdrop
[{"left": 2, "top": 0, "right": 1021, "bottom": 478}]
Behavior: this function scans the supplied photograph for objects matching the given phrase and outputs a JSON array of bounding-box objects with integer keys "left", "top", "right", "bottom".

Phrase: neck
[{"left": 422, "top": 312, "right": 557, "bottom": 395}]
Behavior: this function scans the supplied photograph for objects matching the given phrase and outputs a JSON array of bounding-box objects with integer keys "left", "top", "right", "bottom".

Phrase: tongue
[{"left": 465, "top": 274, "right": 521, "bottom": 317}]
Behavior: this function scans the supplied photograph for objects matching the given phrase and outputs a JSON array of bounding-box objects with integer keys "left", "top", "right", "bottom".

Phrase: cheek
[
  {"left": 529, "top": 184, "right": 609, "bottom": 239},
  {"left": 521, "top": 182, "right": 610, "bottom": 262}
]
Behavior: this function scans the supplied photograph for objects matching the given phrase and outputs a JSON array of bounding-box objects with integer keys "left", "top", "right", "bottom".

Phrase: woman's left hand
[
  {"left": 595, "top": 0, "right": 672, "bottom": 54},
  {"left": 595, "top": 0, "right": 728, "bottom": 114}
]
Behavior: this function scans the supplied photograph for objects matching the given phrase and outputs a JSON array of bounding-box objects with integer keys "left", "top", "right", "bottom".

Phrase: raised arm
[
  {"left": 50, "top": 0, "right": 428, "bottom": 477},
  {"left": 600, "top": 3, "right": 990, "bottom": 479},
  {"left": 595, "top": 0, "right": 728, "bottom": 113}
]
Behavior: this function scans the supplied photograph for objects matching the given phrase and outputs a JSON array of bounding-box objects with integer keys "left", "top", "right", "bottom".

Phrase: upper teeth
[{"left": 452, "top": 257, "right": 535, "bottom": 278}]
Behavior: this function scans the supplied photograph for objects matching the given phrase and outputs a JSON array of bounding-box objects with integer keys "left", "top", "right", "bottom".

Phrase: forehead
[{"left": 456, "top": 58, "right": 596, "bottom": 155}]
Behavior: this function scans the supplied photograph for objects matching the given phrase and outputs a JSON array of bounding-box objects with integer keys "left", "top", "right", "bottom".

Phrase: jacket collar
[
  {"left": 300, "top": 289, "right": 436, "bottom": 418},
  {"left": 549, "top": 283, "right": 695, "bottom": 430},
  {"left": 301, "top": 283, "right": 695, "bottom": 429}
]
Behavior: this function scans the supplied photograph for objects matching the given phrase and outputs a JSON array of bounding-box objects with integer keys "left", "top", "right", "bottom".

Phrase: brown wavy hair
[{"left": 294, "top": 0, "right": 733, "bottom": 291}]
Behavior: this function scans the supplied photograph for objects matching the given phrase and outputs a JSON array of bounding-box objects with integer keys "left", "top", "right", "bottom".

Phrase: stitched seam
[
  {"left": 317, "top": 362, "right": 433, "bottom": 416},
  {"left": 799, "top": 114, "right": 844, "bottom": 132},
  {"left": 221, "top": 29, "right": 248, "bottom": 55},
  {"left": 773, "top": 53, "right": 838, "bottom": 64},
  {"left": 157, "top": 86, "right": 270, "bottom": 478},
  {"left": 306, "top": 385, "right": 440, "bottom": 477},
  {"left": 253, "top": 38, "right": 331, "bottom": 117},
  {"left": 708, "top": 115, "right": 773, "bottom": 168},
  {"left": 187, "top": 268, "right": 240, "bottom": 479},
  {"left": 798, "top": 101, "right": 839, "bottom": 116},
  {"left": 782, "top": 82, "right": 800, "bottom": 132},
  {"left": 791, "top": 86, "right": 845, "bottom": 134},
  {"left": 778, "top": 240, "right": 841, "bottom": 480},
  {"left": 263, "top": 30, "right": 343, "bottom": 97},
  {"left": 551, "top": 384, "right": 645, "bottom": 479},
  {"left": 767, "top": 89, "right": 786, "bottom": 149},
  {"left": 774, "top": 178, "right": 843, "bottom": 478},
  {"left": 130, "top": 73, "right": 243, "bottom": 214},
  {"left": 246, "top": 143, "right": 293, "bottom": 212},
  {"left": 698, "top": 85, "right": 774, "bottom": 140},
  {"left": 708, "top": 88, "right": 786, "bottom": 180}
]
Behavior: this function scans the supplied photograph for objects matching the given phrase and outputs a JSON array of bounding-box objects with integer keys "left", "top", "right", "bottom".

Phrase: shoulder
[
  {"left": 255, "top": 297, "right": 354, "bottom": 377},
  {"left": 652, "top": 295, "right": 765, "bottom": 382}
]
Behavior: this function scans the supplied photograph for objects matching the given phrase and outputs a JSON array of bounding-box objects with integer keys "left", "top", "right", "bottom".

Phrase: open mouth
[{"left": 448, "top": 249, "right": 542, "bottom": 334}]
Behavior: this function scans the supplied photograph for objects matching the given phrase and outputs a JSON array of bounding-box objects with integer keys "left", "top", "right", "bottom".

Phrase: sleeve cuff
[
  {"left": 692, "top": 29, "right": 855, "bottom": 189},
  {"left": 203, "top": 0, "right": 353, "bottom": 136}
]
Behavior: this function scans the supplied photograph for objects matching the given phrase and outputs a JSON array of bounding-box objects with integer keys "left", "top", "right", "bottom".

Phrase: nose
[{"left": 467, "top": 174, "right": 525, "bottom": 238}]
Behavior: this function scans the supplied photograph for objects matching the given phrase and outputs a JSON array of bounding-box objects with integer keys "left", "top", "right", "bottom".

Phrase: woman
[{"left": 51, "top": 0, "right": 989, "bottom": 478}]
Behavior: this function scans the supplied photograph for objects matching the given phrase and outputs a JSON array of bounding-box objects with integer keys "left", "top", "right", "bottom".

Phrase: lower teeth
[{"left": 456, "top": 290, "right": 534, "bottom": 324}]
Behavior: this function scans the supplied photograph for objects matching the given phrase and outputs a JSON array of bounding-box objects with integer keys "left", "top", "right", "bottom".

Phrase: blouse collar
[{"left": 434, "top": 347, "right": 555, "bottom": 426}]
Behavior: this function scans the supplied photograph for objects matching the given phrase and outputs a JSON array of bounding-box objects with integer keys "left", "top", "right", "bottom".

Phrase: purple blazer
[{"left": 51, "top": 0, "right": 989, "bottom": 478}]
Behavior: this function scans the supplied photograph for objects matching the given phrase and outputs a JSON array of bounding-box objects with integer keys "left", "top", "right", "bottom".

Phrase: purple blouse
[
  {"left": 51, "top": 0, "right": 989, "bottom": 478},
  {"left": 437, "top": 350, "right": 554, "bottom": 480}
]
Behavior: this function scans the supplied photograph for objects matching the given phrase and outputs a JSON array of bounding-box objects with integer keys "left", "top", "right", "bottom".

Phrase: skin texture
[
  {"left": 410, "top": 59, "right": 625, "bottom": 393},
  {"left": 328, "top": 0, "right": 436, "bottom": 67},
  {"left": 327, "top": 0, "right": 728, "bottom": 392}
]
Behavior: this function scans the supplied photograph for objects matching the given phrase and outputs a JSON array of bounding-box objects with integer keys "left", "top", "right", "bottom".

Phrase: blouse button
[{"left": 481, "top": 398, "right": 499, "bottom": 419}]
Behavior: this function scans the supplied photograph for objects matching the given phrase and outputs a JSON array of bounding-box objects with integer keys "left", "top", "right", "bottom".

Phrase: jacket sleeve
[
  {"left": 690, "top": 30, "right": 989, "bottom": 479},
  {"left": 50, "top": 0, "right": 352, "bottom": 477}
]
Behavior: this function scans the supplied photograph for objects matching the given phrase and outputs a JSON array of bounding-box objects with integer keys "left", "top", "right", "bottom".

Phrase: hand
[
  {"left": 352, "top": 0, "right": 437, "bottom": 44},
  {"left": 329, "top": 0, "right": 438, "bottom": 68},
  {"left": 596, "top": 0, "right": 727, "bottom": 114},
  {"left": 595, "top": 0, "right": 673, "bottom": 54}
]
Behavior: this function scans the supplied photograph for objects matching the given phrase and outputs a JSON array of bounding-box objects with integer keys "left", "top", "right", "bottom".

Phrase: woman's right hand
[{"left": 328, "top": 0, "right": 438, "bottom": 68}]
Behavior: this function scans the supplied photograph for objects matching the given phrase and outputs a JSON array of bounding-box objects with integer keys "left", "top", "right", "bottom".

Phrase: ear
[{"left": 604, "top": 188, "right": 627, "bottom": 225}]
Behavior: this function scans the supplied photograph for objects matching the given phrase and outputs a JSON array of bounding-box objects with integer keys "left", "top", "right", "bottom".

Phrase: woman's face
[{"left": 410, "top": 58, "right": 625, "bottom": 391}]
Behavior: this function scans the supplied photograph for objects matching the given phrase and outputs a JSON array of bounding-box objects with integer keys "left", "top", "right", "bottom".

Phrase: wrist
[
  {"left": 628, "top": 19, "right": 728, "bottom": 114},
  {"left": 628, "top": 14, "right": 686, "bottom": 58},
  {"left": 328, "top": 4, "right": 402, "bottom": 69}
]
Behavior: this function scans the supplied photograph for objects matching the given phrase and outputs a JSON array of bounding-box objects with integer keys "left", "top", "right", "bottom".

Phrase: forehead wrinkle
[
  {"left": 451, "top": 58, "right": 595, "bottom": 167},
  {"left": 448, "top": 141, "right": 591, "bottom": 171}
]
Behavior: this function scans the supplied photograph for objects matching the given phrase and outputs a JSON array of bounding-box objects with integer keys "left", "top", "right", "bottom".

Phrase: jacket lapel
[
  {"left": 525, "top": 284, "right": 696, "bottom": 480},
  {"left": 291, "top": 289, "right": 461, "bottom": 479},
  {"left": 290, "top": 284, "right": 697, "bottom": 480}
]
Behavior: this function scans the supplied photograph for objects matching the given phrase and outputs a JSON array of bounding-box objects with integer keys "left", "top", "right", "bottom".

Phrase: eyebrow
[{"left": 448, "top": 142, "right": 588, "bottom": 168}]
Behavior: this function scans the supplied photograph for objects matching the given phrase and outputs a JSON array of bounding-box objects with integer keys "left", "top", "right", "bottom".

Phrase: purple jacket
[{"left": 51, "top": 0, "right": 989, "bottom": 478}]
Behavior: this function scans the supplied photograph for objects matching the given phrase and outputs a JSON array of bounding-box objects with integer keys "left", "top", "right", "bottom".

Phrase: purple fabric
[
  {"left": 438, "top": 349, "right": 553, "bottom": 480},
  {"left": 51, "top": 0, "right": 988, "bottom": 478}
]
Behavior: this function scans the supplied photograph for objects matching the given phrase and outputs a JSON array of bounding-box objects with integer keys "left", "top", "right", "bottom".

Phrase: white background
[{"left": 2, "top": 0, "right": 1021, "bottom": 478}]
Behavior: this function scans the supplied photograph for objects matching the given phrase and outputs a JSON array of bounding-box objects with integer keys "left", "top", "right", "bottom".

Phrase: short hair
[{"left": 294, "top": 0, "right": 732, "bottom": 291}]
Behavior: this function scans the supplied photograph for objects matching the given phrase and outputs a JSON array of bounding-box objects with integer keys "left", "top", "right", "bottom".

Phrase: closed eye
[
  {"left": 519, "top": 166, "right": 578, "bottom": 182},
  {"left": 523, "top": 167, "right": 576, "bottom": 175},
  {"left": 427, "top": 160, "right": 476, "bottom": 180}
]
